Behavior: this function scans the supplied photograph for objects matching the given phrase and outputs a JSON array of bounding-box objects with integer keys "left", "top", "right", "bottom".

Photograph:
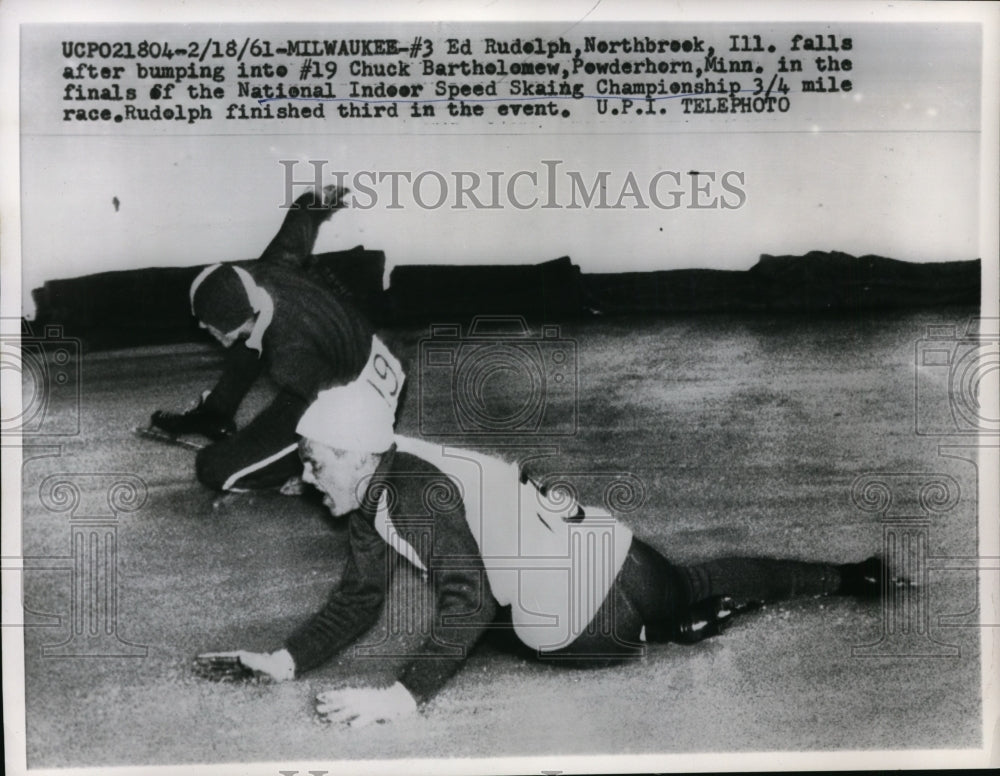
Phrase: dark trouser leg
[
  {"left": 538, "top": 538, "right": 685, "bottom": 665},
  {"left": 258, "top": 184, "right": 343, "bottom": 266},
  {"left": 535, "top": 584, "right": 645, "bottom": 666},
  {"left": 539, "top": 541, "right": 849, "bottom": 662},
  {"left": 680, "top": 557, "right": 842, "bottom": 605},
  {"left": 195, "top": 389, "right": 308, "bottom": 491}
]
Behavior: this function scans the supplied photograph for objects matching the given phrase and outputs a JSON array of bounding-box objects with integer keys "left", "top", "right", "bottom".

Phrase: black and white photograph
[{"left": 2, "top": 1, "right": 998, "bottom": 774}]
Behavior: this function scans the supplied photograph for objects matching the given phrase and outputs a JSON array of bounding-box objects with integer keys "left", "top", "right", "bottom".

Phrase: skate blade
[{"left": 133, "top": 426, "right": 207, "bottom": 452}]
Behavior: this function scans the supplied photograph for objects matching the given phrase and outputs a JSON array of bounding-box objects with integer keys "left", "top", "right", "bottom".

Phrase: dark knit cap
[{"left": 191, "top": 265, "right": 254, "bottom": 332}]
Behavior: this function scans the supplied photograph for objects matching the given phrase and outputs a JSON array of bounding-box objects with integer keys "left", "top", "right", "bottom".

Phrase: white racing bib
[
  {"left": 393, "top": 436, "right": 633, "bottom": 652},
  {"left": 360, "top": 335, "right": 405, "bottom": 414}
]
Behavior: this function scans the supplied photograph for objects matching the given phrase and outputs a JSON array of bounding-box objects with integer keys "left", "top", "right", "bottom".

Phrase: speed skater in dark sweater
[
  {"left": 193, "top": 378, "right": 904, "bottom": 727},
  {"left": 150, "top": 184, "right": 404, "bottom": 492}
]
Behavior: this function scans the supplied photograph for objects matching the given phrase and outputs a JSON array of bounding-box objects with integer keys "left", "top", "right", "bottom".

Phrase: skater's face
[
  {"left": 299, "top": 439, "right": 380, "bottom": 516},
  {"left": 201, "top": 317, "right": 255, "bottom": 348}
]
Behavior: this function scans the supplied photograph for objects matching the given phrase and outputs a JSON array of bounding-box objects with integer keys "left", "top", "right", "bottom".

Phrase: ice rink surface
[{"left": 19, "top": 309, "right": 983, "bottom": 766}]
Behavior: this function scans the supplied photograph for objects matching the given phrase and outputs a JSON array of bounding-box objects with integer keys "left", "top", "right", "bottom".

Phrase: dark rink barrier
[
  {"left": 581, "top": 252, "right": 981, "bottom": 315},
  {"left": 386, "top": 256, "right": 587, "bottom": 321},
  {"left": 30, "top": 246, "right": 388, "bottom": 351},
  {"left": 30, "top": 251, "right": 980, "bottom": 350}
]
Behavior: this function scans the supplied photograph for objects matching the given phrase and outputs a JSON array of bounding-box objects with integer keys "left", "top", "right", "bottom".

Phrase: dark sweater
[
  {"left": 284, "top": 448, "right": 498, "bottom": 703},
  {"left": 203, "top": 198, "right": 375, "bottom": 415},
  {"left": 251, "top": 262, "right": 374, "bottom": 399}
]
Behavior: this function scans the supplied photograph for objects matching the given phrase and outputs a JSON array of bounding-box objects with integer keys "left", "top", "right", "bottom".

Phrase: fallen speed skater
[
  {"left": 146, "top": 184, "right": 405, "bottom": 494},
  {"left": 191, "top": 374, "right": 907, "bottom": 727}
]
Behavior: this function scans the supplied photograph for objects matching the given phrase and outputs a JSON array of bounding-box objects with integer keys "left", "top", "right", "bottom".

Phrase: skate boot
[
  {"left": 837, "top": 556, "right": 886, "bottom": 597},
  {"left": 673, "top": 595, "right": 738, "bottom": 644},
  {"left": 151, "top": 399, "right": 235, "bottom": 441}
]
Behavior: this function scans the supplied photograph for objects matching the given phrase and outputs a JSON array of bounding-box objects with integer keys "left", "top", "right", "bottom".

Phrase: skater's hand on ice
[
  {"left": 279, "top": 475, "right": 306, "bottom": 496},
  {"left": 193, "top": 649, "right": 295, "bottom": 683},
  {"left": 315, "top": 682, "right": 417, "bottom": 728}
]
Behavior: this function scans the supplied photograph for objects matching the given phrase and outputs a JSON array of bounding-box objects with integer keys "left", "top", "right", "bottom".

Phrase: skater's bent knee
[{"left": 195, "top": 447, "right": 231, "bottom": 491}]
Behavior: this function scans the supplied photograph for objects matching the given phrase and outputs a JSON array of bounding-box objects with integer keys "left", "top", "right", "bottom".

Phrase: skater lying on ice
[{"left": 194, "top": 377, "right": 903, "bottom": 727}]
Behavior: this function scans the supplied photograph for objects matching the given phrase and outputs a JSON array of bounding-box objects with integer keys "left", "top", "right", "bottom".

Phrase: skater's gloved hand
[
  {"left": 315, "top": 682, "right": 418, "bottom": 728},
  {"left": 151, "top": 395, "right": 235, "bottom": 441},
  {"left": 193, "top": 648, "right": 295, "bottom": 683}
]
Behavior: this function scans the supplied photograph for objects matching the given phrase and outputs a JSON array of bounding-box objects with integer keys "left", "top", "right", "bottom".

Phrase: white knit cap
[{"left": 297, "top": 379, "right": 395, "bottom": 453}]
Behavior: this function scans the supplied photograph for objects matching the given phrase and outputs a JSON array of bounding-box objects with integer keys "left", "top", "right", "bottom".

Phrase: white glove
[
  {"left": 195, "top": 648, "right": 296, "bottom": 682},
  {"left": 315, "top": 682, "right": 418, "bottom": 728}
]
